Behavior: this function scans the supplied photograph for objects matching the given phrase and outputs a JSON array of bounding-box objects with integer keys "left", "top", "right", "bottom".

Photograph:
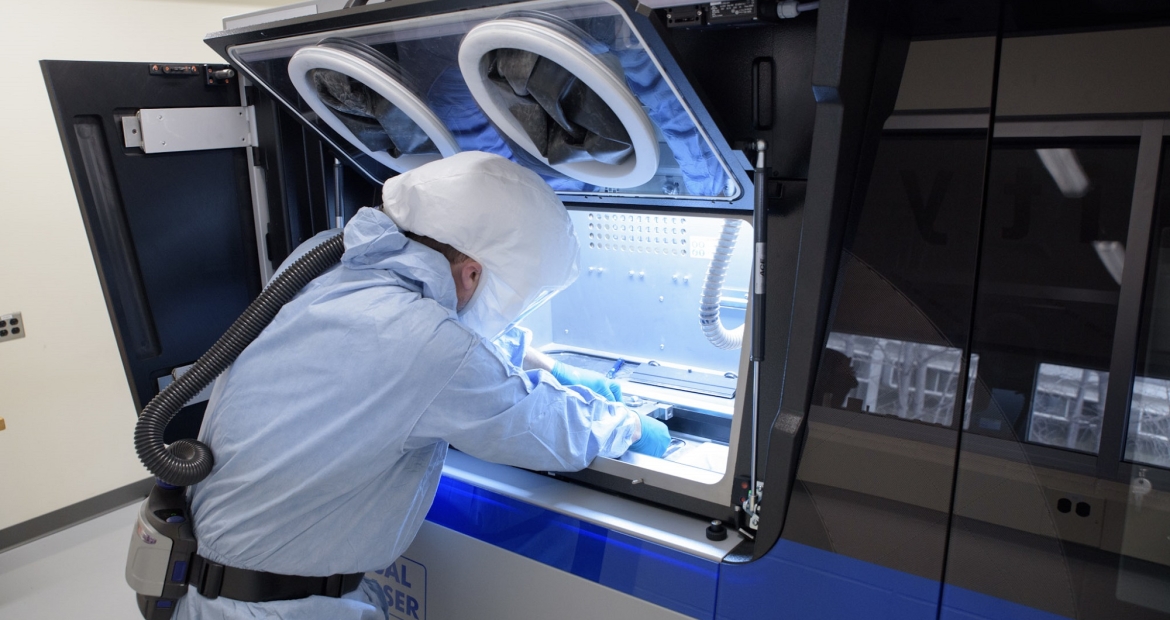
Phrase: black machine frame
[{"left": 42, "top": 5, "right": 1170, "bottom": 617}]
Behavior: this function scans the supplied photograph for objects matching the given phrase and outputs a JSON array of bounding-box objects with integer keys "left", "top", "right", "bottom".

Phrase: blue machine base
[{"left": 426, "top": 476, "right": 1072, "bottom": 620}]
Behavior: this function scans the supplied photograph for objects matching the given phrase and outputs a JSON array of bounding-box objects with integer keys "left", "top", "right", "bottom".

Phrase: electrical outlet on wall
[{"left": 0, "top": 312, "right": 25, "bottom": 342}]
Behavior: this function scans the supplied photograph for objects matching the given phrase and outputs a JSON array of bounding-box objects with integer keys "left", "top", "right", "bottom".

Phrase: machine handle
[{"left": 752, "top": 58, "right": 775, "bottom": 131}]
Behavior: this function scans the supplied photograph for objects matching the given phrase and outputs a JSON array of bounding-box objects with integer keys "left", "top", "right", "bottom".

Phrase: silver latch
[
  {"left": 742, "top": 481, "right": 764, "bottom": 530},
  {"left": 122, "top": 106, "right": 257, "bottom": 154}
]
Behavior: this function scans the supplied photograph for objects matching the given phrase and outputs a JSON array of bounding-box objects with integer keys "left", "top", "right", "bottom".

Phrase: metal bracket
[
  {"left": 156, "top": 364, "right": 214, "bottom": 406},
  {"left": 741, "top": 480, "right": 764, "bottom": 530},
  {"left": 122, "top": 106, "right": 258, "bottom": 154}
]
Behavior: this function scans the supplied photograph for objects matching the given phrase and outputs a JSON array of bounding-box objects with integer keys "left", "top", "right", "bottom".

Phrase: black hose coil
[{"left": 135, "top": 233, "right": 346, "bottom": 486}]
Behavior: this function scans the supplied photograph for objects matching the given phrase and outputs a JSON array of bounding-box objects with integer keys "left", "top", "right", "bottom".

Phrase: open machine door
[
  {"left": 204, "top": 0, "right": 752, "bottom": 208},
  {"left": 42, "top": 61, "right": 262, "bottom": 440}
]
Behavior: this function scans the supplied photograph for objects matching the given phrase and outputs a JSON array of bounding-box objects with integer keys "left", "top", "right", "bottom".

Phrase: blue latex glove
[
  {"left": 550, "top": 362, "right": 623, "bottom": 402},
  {"left": 628, "top": 416, "right": 671, "bottom": 457}
]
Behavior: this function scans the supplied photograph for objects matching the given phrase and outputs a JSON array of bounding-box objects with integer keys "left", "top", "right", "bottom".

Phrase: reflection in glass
[
  {"left": 1128, "top": 377, "right": 1170, "bottom": 468},
  {"left": 963, "top": 143, "right": 1138, "bottom": 442},
  {"left": 1026, "top": 362, "right": 1106, "bottom": 454},
  {"left": 788, "top": 22, "right": 997, "bottom": 587},
  {"left": 825, "top": 332, "right": 975, "bottom": 427},
  {"left": 1128, "top": 144, "right": 1170, "bottom": 471},
  {"left": 944, "top": 17, "right": 1170, "bottom": 620},
  {"left": 1036, "top": 148, "right": 1090, "bottom": 198},
  {"left": 1094, "top": 240, "right": 1126, "bottom": 285}
]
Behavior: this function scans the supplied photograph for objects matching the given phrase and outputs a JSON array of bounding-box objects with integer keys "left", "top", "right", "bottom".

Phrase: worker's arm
[
  {"left": 495, "top": 326, "right": 624, "bottom": 402},
  {"left": 405, "top": 329, "right": 652, "bottom": 471},
  {"left": 522, "top": 347, "right": 556, "bottom": 372}
]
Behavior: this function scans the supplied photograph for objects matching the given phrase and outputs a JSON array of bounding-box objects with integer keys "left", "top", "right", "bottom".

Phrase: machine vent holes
[{"left": 586, "top": 213, "right": 684, "bottom": 251}]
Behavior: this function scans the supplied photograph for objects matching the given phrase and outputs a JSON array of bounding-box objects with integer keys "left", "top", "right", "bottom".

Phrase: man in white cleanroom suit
[{"left": 173, "top": 152, "right": 669, "bottom": 619}]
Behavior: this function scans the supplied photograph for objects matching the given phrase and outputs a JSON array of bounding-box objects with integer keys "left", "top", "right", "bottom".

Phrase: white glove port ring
[
  {"left": 288, "top": 43, "right": 460, "bottom": 173},
  {"left": 458, "top": 18, "right": 659, "bottom": 189}
]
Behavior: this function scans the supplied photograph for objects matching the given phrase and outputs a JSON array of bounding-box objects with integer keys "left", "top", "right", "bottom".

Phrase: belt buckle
[
  {"left": 323, "top": 573, "right": 344, "bottom": 598},
  {"left": 195, "top": 557, "right": 226, "bottom": 600}
]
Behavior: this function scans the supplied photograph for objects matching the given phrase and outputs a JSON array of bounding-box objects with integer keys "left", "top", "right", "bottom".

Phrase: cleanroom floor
[{"left": 0, "top": 501, "right": 141, "bottom": 619}]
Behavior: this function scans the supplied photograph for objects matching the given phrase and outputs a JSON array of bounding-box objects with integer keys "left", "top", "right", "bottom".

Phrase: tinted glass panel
[
  {"left": 965, "top": 143, "right": 1138, "bottom": 453},
  {"left": 942, "top": 20, "right": 1170, "bottom": 620},
  {"left": 789, "top": 130, "right": 989, "bottom": 583},
  {"left": 1129, "top": 143, "right": 1170, "bottom": 470},
  {"left": 777, "top": 18, "right": 999, "bottom": 600},
  {"left": 819, "top": 135, "right": 988, "bottom": 427}
]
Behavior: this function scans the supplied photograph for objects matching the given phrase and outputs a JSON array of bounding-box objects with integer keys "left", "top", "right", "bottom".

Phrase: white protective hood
[{"left": 381, "top": 151, "right": 580, "bottom": 339}]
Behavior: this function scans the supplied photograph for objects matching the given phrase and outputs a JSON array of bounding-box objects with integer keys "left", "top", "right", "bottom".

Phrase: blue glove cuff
[
  {"left": 550, "top": 361, "right": 578, "bottom": 385},
  {"left": 628, "top": 415, "right": 671, "bottom": 458},
  {"left": 550, "top": 363, "right": 622, "bottom": 402}
]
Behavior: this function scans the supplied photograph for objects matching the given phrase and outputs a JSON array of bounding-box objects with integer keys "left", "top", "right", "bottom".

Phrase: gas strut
[
  {"left": 746, "top": 139, "right": 768, "bottom": 530},
  {"left": 334, "top": 158, "right": 346, "bottom": 229}
]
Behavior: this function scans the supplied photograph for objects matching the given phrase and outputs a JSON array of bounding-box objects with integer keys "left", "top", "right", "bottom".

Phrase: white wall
[{"left": 0, "top": 0, "right": 290, "bottom": 531}]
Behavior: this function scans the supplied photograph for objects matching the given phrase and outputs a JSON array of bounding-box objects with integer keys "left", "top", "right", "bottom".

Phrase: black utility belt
[{"left": 190, "top": 555, "right": 364, "bottom": 603}]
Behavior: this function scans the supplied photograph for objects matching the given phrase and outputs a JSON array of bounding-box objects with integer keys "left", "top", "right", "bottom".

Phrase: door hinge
[{"left": 121, "top": 106, "right": 258, "bottom": 154}]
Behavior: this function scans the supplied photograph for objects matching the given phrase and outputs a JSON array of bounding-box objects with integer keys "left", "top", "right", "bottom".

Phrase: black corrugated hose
[{"left": 135, "top": 233, "right": 346, "bottom": 486}]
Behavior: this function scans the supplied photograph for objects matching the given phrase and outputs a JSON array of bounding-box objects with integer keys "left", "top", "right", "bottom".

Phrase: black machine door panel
[
  {"left": 42, "top": 61, "right": 260, "bottom": 430},
  {"left": 938, "top": 11, "right": 1170, "bottom": 620}
]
